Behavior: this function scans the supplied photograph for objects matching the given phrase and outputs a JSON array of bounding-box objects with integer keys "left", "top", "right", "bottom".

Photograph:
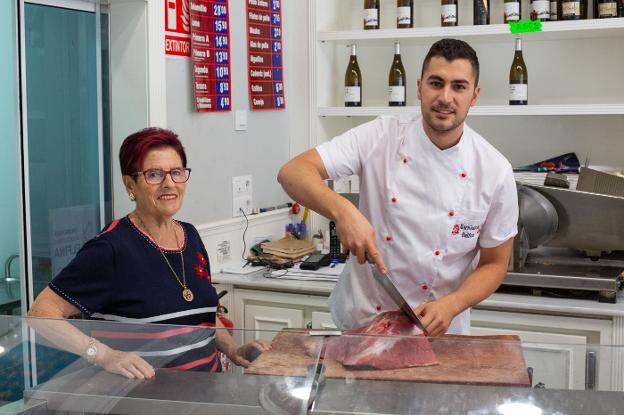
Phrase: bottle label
[
  {"left": 531, "top": 0, "right": 550, "bottom": 19},
  {"left": 504, "top": 3, "right": 520, "bottom": 21},
  {"left": 388, "top": 86, "right": 405, "bottom": 103},
  {"left": 562, "top": 1, "right": 581, "bottom": 16},
  {"left": 397, "top": 6, "right": 411, "bottom": 25},
  {"left": 599, "top": 2, "right": 618, "bottom": 16},
  {"left": 345, "top": 86, "right": 361, "bottom": 103},
  {"left": 442, "top": 4, "right": 458, "bottom": 23},
  {"left": 509, "top": 84, "right": 528, "bottom": 101},
  {"left": 364, "top": 9, "right": 379, "bottom": 26},
  {"left": 550, "top": 1, "right": 558, "bottom": 20}
]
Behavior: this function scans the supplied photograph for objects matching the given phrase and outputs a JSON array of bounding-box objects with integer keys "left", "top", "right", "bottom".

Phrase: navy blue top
[{"left": 49, "top": 216, "right": 221, "bottom": 372}]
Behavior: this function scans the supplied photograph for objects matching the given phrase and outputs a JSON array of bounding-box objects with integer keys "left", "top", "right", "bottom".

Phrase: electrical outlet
[
  {"left": 233, "top": 175, "right": 252, "bottom": 217},
  {"left": 233, "top": 196, "right": 252, "bottom": 217}
]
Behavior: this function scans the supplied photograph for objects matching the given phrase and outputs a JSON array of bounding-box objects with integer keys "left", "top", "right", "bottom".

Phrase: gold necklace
[{"left": 134, "top": 213, "right": 194, "bottom": 302}]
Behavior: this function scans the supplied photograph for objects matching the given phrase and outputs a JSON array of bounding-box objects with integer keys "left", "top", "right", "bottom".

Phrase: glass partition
[{"left": 0, "top": 315, "right": 623, "bottom": 414}]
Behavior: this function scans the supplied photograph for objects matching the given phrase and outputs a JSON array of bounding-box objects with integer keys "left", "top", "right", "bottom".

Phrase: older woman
[{"left": 28, "top": 127, "right": 268, "bottom": 379}]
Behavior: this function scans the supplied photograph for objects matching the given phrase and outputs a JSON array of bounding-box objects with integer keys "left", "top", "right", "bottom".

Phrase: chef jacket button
[
  {"left": 448, "top": 210, "right": 455, "bottom": 217},
  {"left": 460, "top": 172, "right": 467, "bottom": 178},
  {"left": 421, "top": 284, "right": 429, "bottom": 291},
  {"left": 375, "top": 304, "right": 382, "bottom": 312},
  {"left": 391, "top": 197, "right": 397, "bottom": 203},
  {"left": 434, "top": 250, "right": 441, "bottom": 257},
  {"left": 402, "top": 158, "right": 408, "bottom": 164},
  {"left": 385, "top": 235, "right": 393, "bottom": 241}
]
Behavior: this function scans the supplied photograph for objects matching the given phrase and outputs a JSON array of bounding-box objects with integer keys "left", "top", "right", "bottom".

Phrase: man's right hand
[
  {"left": 97, "top": 344, "right": 155, "bottom": 379},
  {"left": 334, "top": 205, "right": 387, "bottom": 273}
]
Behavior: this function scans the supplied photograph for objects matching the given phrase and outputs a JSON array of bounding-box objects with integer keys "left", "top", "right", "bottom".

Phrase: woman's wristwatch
[{"left": 85, "top": 337, "right": 98, "bottom": 365}]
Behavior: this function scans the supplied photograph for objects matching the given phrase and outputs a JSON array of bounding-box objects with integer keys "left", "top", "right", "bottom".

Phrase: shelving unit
[{"left": 308, "top": 0, "right": 624, "bottom": 235}]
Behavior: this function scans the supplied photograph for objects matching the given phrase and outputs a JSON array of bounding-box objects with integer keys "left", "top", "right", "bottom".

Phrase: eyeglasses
[{"left": 133, "top": 168, "right": 192, "bottom": 185}]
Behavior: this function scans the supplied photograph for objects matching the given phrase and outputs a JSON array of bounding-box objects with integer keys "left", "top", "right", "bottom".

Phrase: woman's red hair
[{"left": 119, "top": 127, "right": 187, "bottom": 176}]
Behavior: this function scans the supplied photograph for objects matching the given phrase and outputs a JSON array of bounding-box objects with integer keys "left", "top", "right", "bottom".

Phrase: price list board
[
  {"left": 246, "top": 0, "right": 285, "bottom": 111},
  {"left": 190, "top": 0, "right": 231, "bottom": 112}
]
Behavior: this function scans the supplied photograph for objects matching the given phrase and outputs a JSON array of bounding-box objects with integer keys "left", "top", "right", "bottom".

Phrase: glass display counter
[{"left": 0, "top": 315, "right": 623, "bottom": 414}]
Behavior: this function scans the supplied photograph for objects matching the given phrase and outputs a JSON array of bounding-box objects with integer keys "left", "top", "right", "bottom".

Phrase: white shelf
[
  {"left": 317, "top": 18, "right": 624, "bottom": 43},
  {"left": 317, "top": 104, "right": 624, "bottom": 117}
]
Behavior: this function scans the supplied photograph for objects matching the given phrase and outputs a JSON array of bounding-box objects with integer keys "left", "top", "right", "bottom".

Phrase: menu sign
[
  {"left": 190, "top": 0, "right": 232, "bottom": 112},
  {"left": 246, "top": 0, "right": 285, "bottom": 111}
]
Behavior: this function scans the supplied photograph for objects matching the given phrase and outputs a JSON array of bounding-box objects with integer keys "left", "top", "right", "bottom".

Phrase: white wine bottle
[
  {"left": 388, "top": 42, "right": 406, "bottom": 107},
  {"left": 504, "top": 0, "right": 521, "bottom": 22},
  {"left": 364, "top": 0, "right": 380, "bottom": 30},
  {"left": 345, "top": 44, "right": 362, "bottom": 107},
  {"left": 474, "top": 0, "right": 490, "bottom": 24},
  {"left": 509, "top": 38, "right": 528, "bottom": 106},
  {"left": 530, "top": 0, "right": 551, "bottom": 20},
  {"left": 597, "top": 0, "right": 618, "bottom": 17},
  {"left": 441, "top": 0, "right": 458, "bottom": 26},
  {"left": 561, "top": 0, "right": 582, "bottom": 19},
  {"left": 397, "top": 0, "right": 414, "bottom": 28}
]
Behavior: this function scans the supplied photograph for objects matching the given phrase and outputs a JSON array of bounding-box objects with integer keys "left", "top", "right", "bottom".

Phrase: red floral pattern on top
[{"left": 195, "top": 252, "right": 210, "bottom": 281}]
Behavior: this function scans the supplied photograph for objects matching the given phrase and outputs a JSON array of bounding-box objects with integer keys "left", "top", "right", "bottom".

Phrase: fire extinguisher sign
[{"left": 165, "top": 0, "right": 191, "bottom": 57}]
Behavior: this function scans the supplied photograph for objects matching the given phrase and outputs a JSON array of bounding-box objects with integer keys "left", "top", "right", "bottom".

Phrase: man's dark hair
[{"left": 421, "top": 39, "right": 480, "bottom": 85}]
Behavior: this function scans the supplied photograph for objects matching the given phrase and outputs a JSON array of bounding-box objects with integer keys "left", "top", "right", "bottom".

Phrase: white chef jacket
[{"left": 316, "top": 114, "right": 518, "bottom": 335}]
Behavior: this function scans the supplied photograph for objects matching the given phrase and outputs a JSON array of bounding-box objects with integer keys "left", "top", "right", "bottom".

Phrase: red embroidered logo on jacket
[
  {"left": 451, "top": 224, "right": 460, "bottom": 236},
  {"left": 194, "top": 252, "right": 210, "bottom": 281}
]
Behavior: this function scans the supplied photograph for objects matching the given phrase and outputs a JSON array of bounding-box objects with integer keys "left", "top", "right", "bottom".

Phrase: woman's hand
[
  {"left": 228, "top": 339, "right": 272, "bottom": 368},
  {"left": 96, "top": 344, "right": 155, "bottom": 379}
]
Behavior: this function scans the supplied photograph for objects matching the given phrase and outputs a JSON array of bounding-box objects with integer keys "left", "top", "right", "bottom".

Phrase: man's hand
[
  {"left": 414, "top": 297, "right": 460, "bottom": 338},
  {"left": 97, "top": 344, "right": 155, "bottom": 379},
  {"left": 335, "top": 206, "right": 387, "bottom": 273},
  {"left": 228, "top": 339, "right": 272, "bottom": 368}
]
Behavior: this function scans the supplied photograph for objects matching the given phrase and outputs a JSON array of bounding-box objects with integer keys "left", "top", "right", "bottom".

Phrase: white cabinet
[
  {"left": 232, "top": 288, "right": 331, "bottom": 342},
  {"left": 471, "top": 308, "right": 613, "bottom": 390}
]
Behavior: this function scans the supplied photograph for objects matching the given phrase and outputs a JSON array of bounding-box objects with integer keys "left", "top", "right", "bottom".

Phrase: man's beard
[{"left": 423, "top": 105, "right": 468, "bottom": 133}]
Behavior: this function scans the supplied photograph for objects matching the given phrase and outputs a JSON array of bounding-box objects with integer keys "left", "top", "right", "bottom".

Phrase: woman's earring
[{"left": 129, "top": 193, "right": 136, "bottom": 202}]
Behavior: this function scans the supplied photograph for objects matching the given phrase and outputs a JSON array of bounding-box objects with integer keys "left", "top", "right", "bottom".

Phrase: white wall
[{"left": 165, "top": 1, "right": 310, "bottom": 225}]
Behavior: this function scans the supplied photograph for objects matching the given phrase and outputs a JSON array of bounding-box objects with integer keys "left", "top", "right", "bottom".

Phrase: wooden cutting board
[{"left": 246, "top": 330, "right": 530, "bottom": 386}]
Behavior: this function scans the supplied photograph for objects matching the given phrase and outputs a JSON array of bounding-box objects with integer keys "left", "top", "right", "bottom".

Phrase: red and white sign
[
  {"left": 190, "top": 0, "right": 232, "bottom": 112},
  {"left": 165, "top": 0, "right": 191, "bottom": 57},
  {"left": 246, "top": 0, "right": 285, "bottom": 110}
]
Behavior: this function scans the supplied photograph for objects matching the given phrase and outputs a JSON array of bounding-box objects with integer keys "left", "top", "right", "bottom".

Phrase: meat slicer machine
[{"left": 507, "top": 178, "right": 624, "bottom": 303}]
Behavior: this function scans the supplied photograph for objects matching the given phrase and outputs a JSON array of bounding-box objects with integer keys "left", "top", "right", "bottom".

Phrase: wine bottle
[
  {"left": 561, "top": 0, "right": 582, "bottom": 19},
  {"left": 344, "top": 44, "right": 362, "bottom": 107},
  {"left": 397, "top": 0, "right": 414, "bottom": 28},
  {"left": 364, "top": 0, "right": 380, "bottom": 30},
  {"left": 504, "top": 0, "right": 521, "bottom": 22},
  {"left": 442, "top": 0, "right": 458, "bottom": 26},
  {"left": 388, "top": 42, "right": 406, "bottom": 107},
  {"left": 509, "top": 38, "right": 528, "bottom": 106},
  {"left": 619, "top": 0, "right": 624, "bottom": 16},
  {"left": 550, "top": 0, "right": 560, "bottom": 20},
  {"left": 530, "top": 0, "right": 551, "bottom": 20},
  {"left": 474, "top": 0, "right": 490, "bottom": 24}
]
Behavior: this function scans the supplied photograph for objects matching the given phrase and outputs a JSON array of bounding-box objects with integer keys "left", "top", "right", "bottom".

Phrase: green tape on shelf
[{"left": 509, "top": 19, "right": 543, "bottom": 34}]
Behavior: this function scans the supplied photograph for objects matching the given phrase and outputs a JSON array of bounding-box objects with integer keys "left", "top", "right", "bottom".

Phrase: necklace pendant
[{"left": 182, "top": 287, "right": 194, "bottom": 302}]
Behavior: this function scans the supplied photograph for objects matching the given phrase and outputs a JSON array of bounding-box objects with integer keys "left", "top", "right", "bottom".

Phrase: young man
[{"left": 277, "top": 39, "right": 518, "bottom": 336}]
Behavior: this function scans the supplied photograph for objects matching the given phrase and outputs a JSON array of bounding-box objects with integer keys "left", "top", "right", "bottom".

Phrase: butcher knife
[{"left": 366, "top": 253, "right": 426, "bottom": 332}]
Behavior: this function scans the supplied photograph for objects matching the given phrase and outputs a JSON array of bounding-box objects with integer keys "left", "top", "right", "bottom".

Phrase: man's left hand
[{"left": 414, "top": 297, "right": 459, "bottom": 338}]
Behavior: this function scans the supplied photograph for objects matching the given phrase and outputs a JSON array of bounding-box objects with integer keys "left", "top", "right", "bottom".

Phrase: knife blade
[{"left": 366, "top": 254, "right": 426, "bottom": 332}]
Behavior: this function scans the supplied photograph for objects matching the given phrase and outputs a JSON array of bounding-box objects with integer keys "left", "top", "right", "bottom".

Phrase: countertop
[{"left": 212, "top": 270, "right": 624, "bottom": 319}]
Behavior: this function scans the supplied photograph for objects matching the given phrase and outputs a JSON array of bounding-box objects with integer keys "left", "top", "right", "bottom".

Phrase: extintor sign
[{"left": 165, "top": 0, "right": 191, "bottom": 57}]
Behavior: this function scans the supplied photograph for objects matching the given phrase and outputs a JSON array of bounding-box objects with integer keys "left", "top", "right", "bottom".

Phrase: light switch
[{"left": 235, "top": 110, "right": 247, "bottom": 131}]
